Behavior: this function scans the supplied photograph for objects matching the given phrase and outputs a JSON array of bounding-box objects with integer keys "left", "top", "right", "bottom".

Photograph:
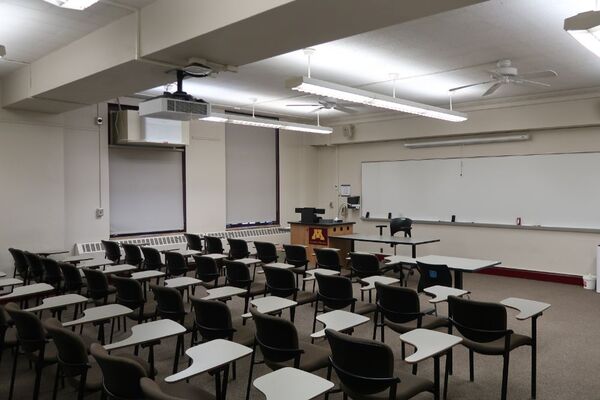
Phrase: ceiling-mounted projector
[
  {"left": 139, "top": 94, "right": 210, "bottom": 121},
  {"left": 139, "top": 69, "right": 211, "bottom": 121}
]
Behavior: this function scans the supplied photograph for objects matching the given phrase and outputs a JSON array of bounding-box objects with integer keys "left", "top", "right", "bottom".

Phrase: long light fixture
[
  {"left": 43, "top": 0, "right": 100, "bottom": 10},
  {"left": 404, "top": 134, "right": 530, "bottom": 149},
  {"left": 564, "top": 10, "right": 600, "bottom": 57},
  {"left": 200, "top": 112, "right": 332, "bottom": 134},
  {"left": 286, "top": 76, "right": 468, "bottom": 122}
]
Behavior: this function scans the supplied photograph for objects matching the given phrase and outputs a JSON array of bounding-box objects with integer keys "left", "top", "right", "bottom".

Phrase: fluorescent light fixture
[
  {"left": 404, "top": 134, "right": 530, "bottom": 149},
  {"left": 286, "top": 76, "right": 468, "bottom": 122},
  {"left": 200, "top": 112, "right": 332, "bottom": 134},
  {"left": 43, "top": 0, "right": 99, "bottom": 10},
  {"left": 564, "top": 10, "right": 600, "bottom": 57}
]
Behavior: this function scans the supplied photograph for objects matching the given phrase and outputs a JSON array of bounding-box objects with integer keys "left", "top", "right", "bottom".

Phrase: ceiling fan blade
[
  {"left": 487, "top": 70, "right": 505, "bottom": 79},
  {"left": 482, "top": 82, "right": 503, "bottom": 96},
  {"left": 449, "top": 80, "right": 498, "bottom": 92},
  {"left": 514, "top": 79, "right": 551, "bottom": 87},
  {"left": 286, "top": 103, "right": 322, "bottom": 107},
  {"left": 310, "top": 106, "right": 326, "bottom": 113},
  {"left": 334, "top": 105, "right": 358, "bottom": 114},
  {"left": 518, "top": 70, "right": 558, "bottom": 79}
]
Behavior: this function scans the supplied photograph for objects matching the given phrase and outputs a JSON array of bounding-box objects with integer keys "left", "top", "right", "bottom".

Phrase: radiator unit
[{"left": 74, "top": 227, "right": 290, "bottom": 256}]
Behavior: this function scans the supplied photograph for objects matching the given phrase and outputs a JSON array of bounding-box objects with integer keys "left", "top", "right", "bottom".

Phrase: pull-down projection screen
[
  {"left": 226, "top": 124, "right": 277, "bottom": 226},
  {"left": 109, "top": 147, "right": 184, "bottom": 235},
  {"left": 361, "top": 152, "right": 600, "bottom": 229}
]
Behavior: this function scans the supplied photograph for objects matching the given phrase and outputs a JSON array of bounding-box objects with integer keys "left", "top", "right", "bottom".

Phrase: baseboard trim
[{"left": 478, "top": 267, "right": 583, "bottom": 286}]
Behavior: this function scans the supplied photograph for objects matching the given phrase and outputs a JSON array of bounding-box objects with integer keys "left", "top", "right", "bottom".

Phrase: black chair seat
[
  {"left": 461, "top": 333, "right": 532, "bottom": 355},
  {"left": 236, "top": 282, "right": 267, "bottom": 297},
  {"left": 385, "top": 315, "right": 449, "bottom": 334},
  {"left": 127, "top": 300, "right": 158, "bottom": 321},
  {"left": 231, "top": 318, "right": 255, "bottom": 346},
  {"left": 295, "top": 290, "right": 317, "bottom": 305},
  {"left": 27, "top": 341, "right": 58, "bottom": 364},
  {"left": 341, "top": 371, "right": 434, "bottom": 400},
  {"left": 290, "top": 266, "right": 307, "bottom": 275},
  {"left": 353, "top": 301, "right": 377, "bottom": 315},
  {"left": 158, "top": 381, "right": 216, "bottom": 400},
  {"left": 266, "top": 342, "right": 330, "bottom": 372},
  {"left": 65, "top": 357, "right": 103, "bottom": 392}
]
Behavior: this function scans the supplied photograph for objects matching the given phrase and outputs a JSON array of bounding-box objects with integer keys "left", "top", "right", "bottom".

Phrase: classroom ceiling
[
  {"left": 137, "top": 0, "right": 600, "bottom": 122},
  {"left": 0, "top": 0, "right": 155, "bottom": 77}
]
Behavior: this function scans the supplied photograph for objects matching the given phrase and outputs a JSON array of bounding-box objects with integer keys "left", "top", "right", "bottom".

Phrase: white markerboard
[{"left": 361, "top": 152, "right": 600, "bottom": 229}]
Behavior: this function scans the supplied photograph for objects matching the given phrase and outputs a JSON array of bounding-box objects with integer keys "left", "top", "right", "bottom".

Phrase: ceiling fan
[
  {"left": 449, "top": 59, "right": 558, "bottom": 96},
  {"left": 286, "top": 97, "right": 358, "bottom": 113}
]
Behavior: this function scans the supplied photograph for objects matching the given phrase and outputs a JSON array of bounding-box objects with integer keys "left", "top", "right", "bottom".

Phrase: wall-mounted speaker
[{"left": 342, "top": 124, "right": 355, "bottom": 139}]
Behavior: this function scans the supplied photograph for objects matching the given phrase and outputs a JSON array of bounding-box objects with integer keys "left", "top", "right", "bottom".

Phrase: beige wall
[
  {"left": 0, "top": 95, "right": 319, "bottom": 275},
  {"left": 314, "top": 96, "right": 600, "bottom": 277}
]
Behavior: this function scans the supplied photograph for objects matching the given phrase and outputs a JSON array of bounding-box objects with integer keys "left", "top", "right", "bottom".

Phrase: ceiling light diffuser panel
[
  {"left": 286, "top": 76, "right": 467, "bottom": 122},
  {"left": 200, "top": 113, "right": 332, "bottom": 134},
  {"left": 43, "top": 0, "right": 100, "bottom": 10}
]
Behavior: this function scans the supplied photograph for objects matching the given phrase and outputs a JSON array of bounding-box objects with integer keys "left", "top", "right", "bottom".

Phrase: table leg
[
  {"left": 222, "top": 366, "right": 230, "bottom": 400},
  {"left": 173, "top": 335, "right": 182, "bottom": 374},
  {"left": 531, "top": 315, "right": 538, "bottom": 399},
  {"left": 215, "top": 368, "right": 222, "bottom": 400},
  {"left": 148, "top": 345, "right": 156, "bottom": 379},
  {"left": 444, "top": 352, "right": 450, "bottom": 400},
  {"left": 454, "top": 271, "right": 463, "bottom": 289},
  {"left": 433, "top": 355, "right": 440, "bottom": 400}
]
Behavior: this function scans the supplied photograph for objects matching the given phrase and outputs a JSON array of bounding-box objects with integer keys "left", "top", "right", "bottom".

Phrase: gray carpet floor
[{"left": 2, "top": 269, "right": 599, "bottom": 400}]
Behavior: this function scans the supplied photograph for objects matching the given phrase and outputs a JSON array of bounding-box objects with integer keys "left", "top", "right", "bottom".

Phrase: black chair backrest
[
  {"left": 349, "top": 252, "right": 380, "bottom": 277},
  {"left": 5, "top": 303, "right": 47, "bottom": 354},
  {"left": 191, "top": 297, "right": 234, "bottom": 341},
  {"left": 326, "top": 328, "right": 398, "bottom": 396},
  {"left": 42, "top": 257, "right": 62, "bottom": 284},
  {"left": 90, "top": 343, "right": 147, "bottom": 399},
  {"left": 102, "top": 240, "right": 121, "bottom": 263},
  {"left": 122, "top": 244, "right": 143, "bottom": 267},
  {"left": 204, "top": 236, "right": 224, "bottom": 254},
  {"left": 250, "top": 308, "right": 301, "bottom": 364},
  {"left": 58, "top": 262, "right": 84, "bottom": 292},
  {"left": 254, "top": 241, "right": 278, "bottom": 264},
  {"left": 8, "top": 248, "right": 29, "bottom": 279},
  {"left": 112, "top": 276, "right": 145, "bottom": 310},
  {"left": 164, "top": 252, "right": 188, "bottom": 277},
  {"left": 193, "top": 255, "right": 219, "bottom": 284},
  {"left": 227, "top": 238, "right": 249, "bottom": 259},
  {"left": 140, "top": 377, "right": 186, "bottom": 400},
  {"left": 24, "top": 251, "right": 45, "bottom": 282},
  {"left": 283, "top": 245, "right": 308, "bottom": 267},
  {"left": 263, "top": 266, "right": 297, "bottom": 298},
  {"left": 44, "top": 318, "right": 89, "bottom": 377},
  {"left": 390, "top": 217, "right": 412, "bottom": 238},
  {"left": 184, "top": 233, "right": 203, "bottom": 252},
  {"left": 140, "top": 247, "right": 163, "bottom": 270},
  {"left": 314, "top": 248, "right": 341, "bottom": 271},
  {"left": 224, "top": 260, "right": 251, "bottom": 288},
  {"left": 448, "top": 296, "right": 509, "bottom": 343},
  {"left": 375, "top": 282, "right": 421, "bottom": 324},
  {"left": 151, "top": 285, "right": 186, "bottom": 322},
  {"left": 416, "top": 261, "right": 453, "bottom": 292},
  {"left": 316, "top": 274, "right": 355, "bottom": 310},
  {"left": 81, "top": 268, "right": 110, "bottom": 300}
]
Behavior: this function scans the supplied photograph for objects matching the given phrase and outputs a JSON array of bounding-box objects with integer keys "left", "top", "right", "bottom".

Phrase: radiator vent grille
[{"left": 75, "top": 227, "right": 289, "bottom": 255}]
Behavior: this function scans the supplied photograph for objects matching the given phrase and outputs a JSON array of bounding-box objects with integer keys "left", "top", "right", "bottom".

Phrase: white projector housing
[{"left": 139, "top": 97, "right": 210, "bottom": 121}]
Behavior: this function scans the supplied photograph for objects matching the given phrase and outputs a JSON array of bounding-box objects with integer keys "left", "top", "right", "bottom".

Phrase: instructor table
[{"left": 330, "top": 233, "right": 439, "bottom": 258}]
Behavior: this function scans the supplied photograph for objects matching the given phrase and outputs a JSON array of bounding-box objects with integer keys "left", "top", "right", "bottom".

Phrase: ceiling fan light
[
  {"left": 43, "top": 0, "right": 100, "bottom": 10},
  {"left": 564, "top": 10, "right": 600, "bottom": 57}
]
